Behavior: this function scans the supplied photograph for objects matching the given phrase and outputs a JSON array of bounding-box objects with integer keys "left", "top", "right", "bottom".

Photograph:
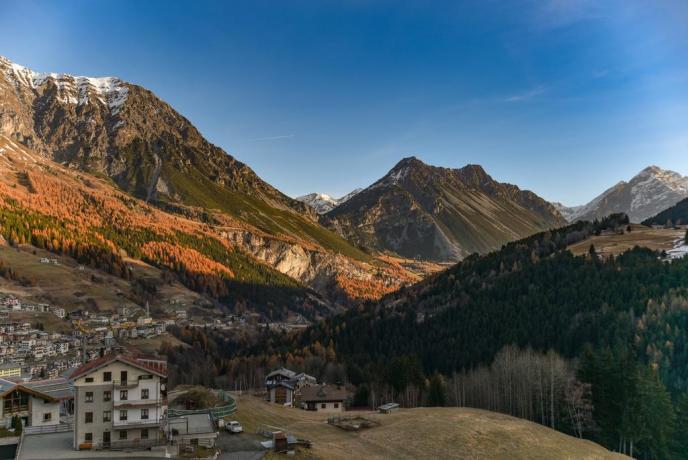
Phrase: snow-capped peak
[
  {"left": 563, "top": 165, "right": 688, "bottom": 223},
  {"left": 0, "top": 55, "right": 129, "bottom": 114},
  {"left": 295, "top": 189, "right": 362, "bottom": 214}
]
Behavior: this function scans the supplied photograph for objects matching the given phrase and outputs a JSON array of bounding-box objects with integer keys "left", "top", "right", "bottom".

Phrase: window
[
  {"left": 103, "top": 371, "right": 112, "bottom": 382},
  {"left": 85, "top": 377, "right": 94, "bottom": 383},
  {"left": 103, "top": 411, "right": 111, "bottom": 422},
  {"left": 120, "top": 410, "right": 127, "bottom": 421},
  {"left": 321, "top": 403, "right": 326, "bottom": 409},
  {"left": 120, "top": 371, "right": 128, "bottom": 383},
  {"left": 141, "top": 428, "right": 149, "bottom": 440},
  {"left": 85, "top": 433, "right": 93, "bottom": 442},
  {"left": 3, "top": 390, "right": 29, "bottom": 414},
  {"left": 141, "top": 389, "right": 149, "bottom": 400},
  {"left": 334, "top": 403, "right": 339, "bottom": 409},
  {"left": 85, "top": 391, "right": 93, "bottom": 403},
  {"left": 103, "top": 391, "right": 111, "bottom": 402},
  {"left": 120, "top": 390, "right": 128, "bottom": 401},
  {"left": 141, "top": 408, "right": 149, "bottom": 420},
  {"left": 119, "top": 430, "right": 127, "bottom": 440},
  {"left": 85, "top": 412, "right": 93, "bottom": 424},
  {"left": 43, "top": 412, "right": 52, "bottom": 422}
]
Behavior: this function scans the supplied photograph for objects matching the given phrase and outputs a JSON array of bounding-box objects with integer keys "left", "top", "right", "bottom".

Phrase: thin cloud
[
  {"left": 505, "top": 86, "right": 546, "bottom": 102},
  {"left": 245, "top": 134, "right": 295, "bottom": 142},
  {"left": 527, "top": 0, "right": 605, "bottom": 30}
]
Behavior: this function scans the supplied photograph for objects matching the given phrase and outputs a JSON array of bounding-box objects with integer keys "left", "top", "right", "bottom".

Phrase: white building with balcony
[{"left": 70, "top": 350, "right": 167, "bottom": 450}]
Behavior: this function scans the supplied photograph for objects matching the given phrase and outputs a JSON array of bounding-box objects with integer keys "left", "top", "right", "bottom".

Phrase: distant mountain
[
  {"left": 552, "top": 202, "right": 583, "bottom": 222},
  {"left": 295, "top": 189, "right": 362, "bottom": 214},
  {"left": 565, "top": 166, "right": 688, "bottom": 223},
  {"left": 323, "top": 157, "right": 565, "bottom": 262},
  {"left": 0, "top": 56, "right": 420, "bottom": 307}
]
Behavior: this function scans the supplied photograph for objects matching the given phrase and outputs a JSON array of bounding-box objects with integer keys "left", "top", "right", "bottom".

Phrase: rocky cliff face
[{"left": 324, "top": 157, "right": 566, "bottom": 262}]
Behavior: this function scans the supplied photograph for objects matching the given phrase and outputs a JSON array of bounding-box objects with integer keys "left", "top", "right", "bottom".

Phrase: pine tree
[
  {"left": 672, "top": 393, "right": 688, "bottom": 456},
  {"left": 427, "top": 373, "right": 447, "bottom": 407}
]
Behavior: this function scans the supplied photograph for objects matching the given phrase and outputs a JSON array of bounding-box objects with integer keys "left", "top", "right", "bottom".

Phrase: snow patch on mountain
[
  {"left": 565, "top": 166, "right": 688, "bottom": 223},
  {"left": 0, "top": 55, "right": 128, "bottom": 113},
  {"left": 295, "top": 188, "right": 363, "bottom": 214}
]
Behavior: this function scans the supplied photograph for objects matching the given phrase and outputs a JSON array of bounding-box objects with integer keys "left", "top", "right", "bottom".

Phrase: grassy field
[
  {"left": 0, "top": 243, "right": 204, "bottom": 313},
  {"left": 568, "top": 225, "right": 684, "bottom": 258},
  {"left": 231, "top": 394, "right": 627, "bottom": 460}
]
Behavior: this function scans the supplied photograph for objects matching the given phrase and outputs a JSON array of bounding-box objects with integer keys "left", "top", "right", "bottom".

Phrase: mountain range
[
  {"left": 319, "top": 157, "right": 565, "bottom": 261},
  {"left": 2, "top": 54, "right": 688, "bottom": 313},
  {"left": 0, "top": 55, "right": 425, "bottom": 312},
  {"left": 295, "top": 189, "right": 362, "bottom": 214},
  {"left": 557, "top": 166, "right": 688, "bottom": 223}
]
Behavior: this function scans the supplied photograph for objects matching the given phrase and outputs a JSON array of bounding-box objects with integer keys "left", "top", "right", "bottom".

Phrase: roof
[
  {"left": 378, "top": 402, "right": 400, "bottom": 411},
  {"left": 266, "top": 367, "right": 296, "bottom": 379},
  {"left": 299, "top": 384, "right": 348, "bottom": 403},
  {"left": 0, "top": 377, "right": 72, "bottom": 402},
  {"left": 69, "top": 349, "right": 167, "bottom": 381},
  {"left": 267, "top": 379, "right": 296, "bottom": 391},
  {"left": 23, "top": 378, "right": 73, "bottom": 400}
]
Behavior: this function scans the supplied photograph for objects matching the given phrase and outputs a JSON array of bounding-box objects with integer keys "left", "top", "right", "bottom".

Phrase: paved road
[{"left": 216, "top": 431, "right": 265, "bottom": 460}]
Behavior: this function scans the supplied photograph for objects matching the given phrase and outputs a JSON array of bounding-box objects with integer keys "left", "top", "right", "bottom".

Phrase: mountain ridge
[
  {"left": 559, "top": 165, "right": 688, "bottom": 223},
  {"left": 323, "top": 156, "right": 565, "bottom": 261}
]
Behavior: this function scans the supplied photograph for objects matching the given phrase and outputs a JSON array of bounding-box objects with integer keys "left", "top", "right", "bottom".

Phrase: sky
[{"left": 2, "top": 0, "right": 688, "bottom": 206}]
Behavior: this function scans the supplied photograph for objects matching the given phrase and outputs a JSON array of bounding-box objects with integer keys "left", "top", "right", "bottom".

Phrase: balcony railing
[
  {"left": 112, "top": 380, "right": 140, "bottom": 389},
  {"left": 114, "top": 398, "right": 165, "bottom": 407},
  {"left": 94, "top": 438, "right": 166, "bottom": 450},
  {"left": 112, "top": 418, "right": 162, "bottom": 428}
]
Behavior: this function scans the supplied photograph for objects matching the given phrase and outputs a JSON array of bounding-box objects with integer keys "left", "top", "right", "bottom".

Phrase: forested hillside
[
  {"left": 167, "top": 214, "right": 688, "bottom": 458},
  {"left": 643, "top": 197, "right": 688, "bottom": 227}
]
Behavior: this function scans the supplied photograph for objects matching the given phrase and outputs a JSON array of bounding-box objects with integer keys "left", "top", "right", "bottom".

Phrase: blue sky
[{"left": 2, "top": 0, "right": 687, "bottom": 205}]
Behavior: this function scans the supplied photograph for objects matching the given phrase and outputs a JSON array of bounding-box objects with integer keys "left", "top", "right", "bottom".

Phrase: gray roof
[
  {"left": 266, "top": 367, "right": 296, "bottom": 379},
  {"left": 24, "top": 378, "right": 74, "bottom": 400}
]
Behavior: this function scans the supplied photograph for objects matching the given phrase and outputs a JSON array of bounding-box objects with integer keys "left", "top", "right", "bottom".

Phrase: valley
[{"left": 1, "top": 48, "right": 687, "bottom": 460}]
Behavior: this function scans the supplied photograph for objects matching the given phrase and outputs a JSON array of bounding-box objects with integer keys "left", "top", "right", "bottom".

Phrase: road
[{"left": 216, "top": 430, "right": 265, "bottom": 460}]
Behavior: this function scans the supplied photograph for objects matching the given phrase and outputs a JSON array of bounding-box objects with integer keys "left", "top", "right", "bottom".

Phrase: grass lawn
[{"left": 231, "top": 394, "right": 627, "bottom": 460}]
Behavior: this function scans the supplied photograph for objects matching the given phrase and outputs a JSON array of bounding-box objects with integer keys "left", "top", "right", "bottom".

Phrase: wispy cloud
[
  {"left": 505, "top": 85, "right": 546, "bottom": 102},
  {"left": 527, "top": 0, "right": 606, "bottom": 31},
  {"left": 244, "top": 134, "right": 295, "bottom": 142}
]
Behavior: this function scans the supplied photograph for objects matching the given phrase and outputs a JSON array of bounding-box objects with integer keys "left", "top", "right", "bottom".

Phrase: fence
[
  {"left": 23, "top": 422, "right": 73, "bottom": 435},
  {"left": 167, "top": 391, "right": 236, "bottom": 420}
]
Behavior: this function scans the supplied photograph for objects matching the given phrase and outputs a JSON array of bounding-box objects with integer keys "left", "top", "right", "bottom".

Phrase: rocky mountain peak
[
  {"left": 561, "top": 165, "right": 688, "bottom": 223},
  {"left": 325, "top": 158, "right": 565, "bottom": 261}
]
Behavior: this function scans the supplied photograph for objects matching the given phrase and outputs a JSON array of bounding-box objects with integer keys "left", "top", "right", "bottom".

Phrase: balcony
[
  {"left": 112, "top": 380, "right": 140, "bottom": 389},
  {"left": 112, "top": 418, "right": 163, "bottom": 428},
  {"left": 114, "top": 398, "right": 165, "bottom": 408}
]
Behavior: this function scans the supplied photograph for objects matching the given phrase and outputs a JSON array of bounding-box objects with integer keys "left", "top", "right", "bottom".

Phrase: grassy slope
[
  {"left": 165, "top": 165, "right": 372, "bottom": 262},
  {"left": 568, "top": 224, "right": 683, "bottom": 258},
  {"left": 232, "top": 395, "right": 626, "bottom": 460},
  {"left": 0, "top": 243, "right": 204, "bottom": 313}
]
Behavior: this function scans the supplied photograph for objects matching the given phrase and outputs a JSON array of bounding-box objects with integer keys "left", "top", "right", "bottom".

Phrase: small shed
[
  {"left": 377, "top": 402, "right": 399, "bottom": 414},
  {"left": 273, "top": 431, "right": 288, "bottom": 452}
]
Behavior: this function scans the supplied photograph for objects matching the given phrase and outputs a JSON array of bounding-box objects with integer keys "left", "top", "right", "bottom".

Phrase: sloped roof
[
  {"left": 266, "top": 367, "right": 296, "bottom": 379},
  {"left": 23, "top": 378, "right": 73, "bottom": 400},
  {"left": 69, "top": 350, "right": 167, "bottom": 381},
  {"left": 299, "top": 384, "right": 348, "bottom": 403},
  {"left": 0, "top": 377, "right": 71, "bottom": 402}
]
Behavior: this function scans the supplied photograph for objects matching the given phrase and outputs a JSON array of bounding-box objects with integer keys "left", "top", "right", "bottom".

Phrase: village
[{"left": 0, "top": 336, "right": 410, "bottom": 460}]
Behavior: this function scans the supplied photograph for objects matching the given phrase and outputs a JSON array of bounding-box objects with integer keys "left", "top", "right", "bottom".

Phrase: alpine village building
[
  {"left": 70, "top": 350, "right": 167, "bottom": 450},
  {"left": 0, "top": 377, "right": 72, "bottom": 428}
]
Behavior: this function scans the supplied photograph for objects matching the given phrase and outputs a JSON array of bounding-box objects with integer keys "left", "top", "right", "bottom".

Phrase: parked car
[{"left": 225, "top": 421, "right": 243, "bottom": 434}]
